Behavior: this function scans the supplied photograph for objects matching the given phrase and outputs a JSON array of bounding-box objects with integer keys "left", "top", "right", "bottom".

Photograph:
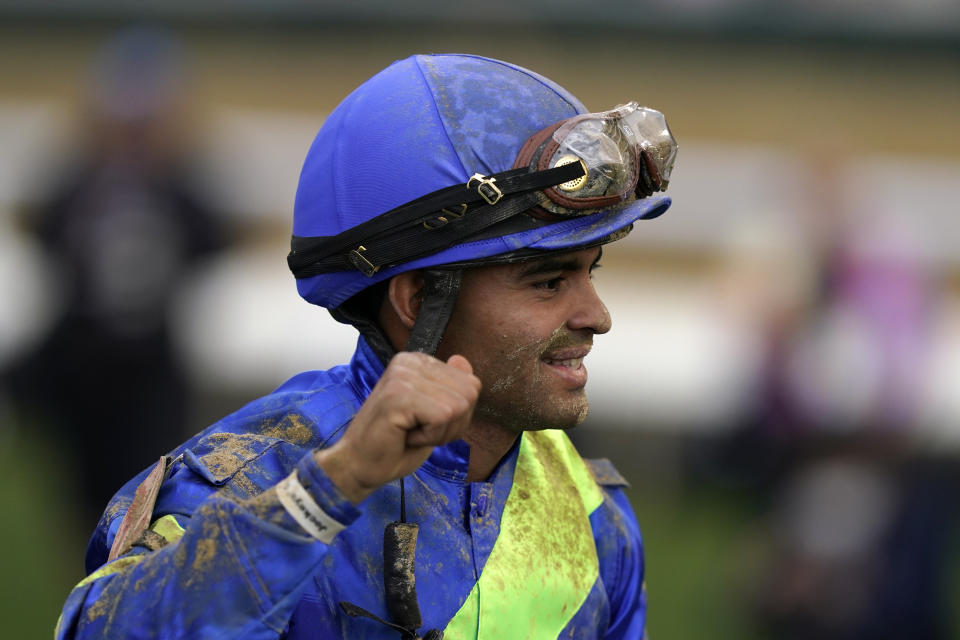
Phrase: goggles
[
  {"left": 515, "top": 102, "right": 676, "bottom": 218},
  {"left": 288, "top": 103, "right": 676, "bottom": 279}
]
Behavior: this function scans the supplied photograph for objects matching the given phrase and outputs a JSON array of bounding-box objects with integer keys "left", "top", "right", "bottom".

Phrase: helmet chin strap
[
  {"left": 340, "top": 269, "right": 461, "bottom": 640},
  {"left": 405, "top": 270, "right": 463, "bottom": 356}
]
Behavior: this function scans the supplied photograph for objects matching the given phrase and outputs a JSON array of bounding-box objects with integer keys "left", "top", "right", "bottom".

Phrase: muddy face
[{"left": 435, "top": 247, "right": 611, "bottom": 434}]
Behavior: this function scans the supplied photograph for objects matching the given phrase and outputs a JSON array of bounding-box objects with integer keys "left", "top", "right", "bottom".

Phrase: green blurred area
[
  {"left": 1, "top": 425, "right": 87, "bottom": 640},
  {"left": 631, "top": 484, "right": 761, "bottom": 639}
]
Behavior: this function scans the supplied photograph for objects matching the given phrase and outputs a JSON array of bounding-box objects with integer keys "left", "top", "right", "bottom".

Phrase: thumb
[{"left": 446, "top": 354, "right": 474, "bottom": 375}]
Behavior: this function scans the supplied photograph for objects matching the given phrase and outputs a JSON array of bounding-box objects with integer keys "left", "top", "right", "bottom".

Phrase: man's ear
[{"left": 386, "top": 270, "right": 424, "bottom": 330}]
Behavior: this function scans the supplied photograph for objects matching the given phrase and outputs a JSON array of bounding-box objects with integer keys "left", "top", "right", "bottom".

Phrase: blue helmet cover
[{"left": 293, "top": 54, "right": 671, "bottom": 309}]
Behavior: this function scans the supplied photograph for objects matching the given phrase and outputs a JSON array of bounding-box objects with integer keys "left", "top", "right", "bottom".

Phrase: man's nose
[{"left": 567, "top": 280, "right": 612, "bottom": 335}]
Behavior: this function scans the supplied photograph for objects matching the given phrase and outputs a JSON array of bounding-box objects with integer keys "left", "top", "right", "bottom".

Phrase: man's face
[{"left": 435, "top": 246, "right": 611, "bottom": 433}]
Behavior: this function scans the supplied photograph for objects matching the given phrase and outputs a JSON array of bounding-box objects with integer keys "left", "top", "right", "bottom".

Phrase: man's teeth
[{"left": 544, "top": 357, "right": 584, "bottom": 368}]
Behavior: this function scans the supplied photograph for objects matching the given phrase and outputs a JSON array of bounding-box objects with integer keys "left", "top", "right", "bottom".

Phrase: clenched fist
[{"left": 314, "top": 352, "right": 481, "bottom": 504}]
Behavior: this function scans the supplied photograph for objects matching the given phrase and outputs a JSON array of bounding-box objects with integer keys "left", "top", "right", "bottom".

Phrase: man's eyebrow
[
  {"left": 517, "top": 248, "right": 603, "bottom": 279},
  {"left": 517, "top": 257, "right": 581, "bottom": 279}
]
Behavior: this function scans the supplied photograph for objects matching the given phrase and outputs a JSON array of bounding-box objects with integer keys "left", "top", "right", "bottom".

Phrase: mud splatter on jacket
[{"left": 56, "top": 337, "right": 647, "bottom": 639}]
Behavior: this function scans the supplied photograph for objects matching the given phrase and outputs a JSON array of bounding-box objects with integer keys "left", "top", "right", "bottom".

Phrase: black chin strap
[
  {"left": 339, "top": 270, "right": 460, "bottom": 640},
  {"left": 405, "top": 270, "right": 462, "bottom": 355}
]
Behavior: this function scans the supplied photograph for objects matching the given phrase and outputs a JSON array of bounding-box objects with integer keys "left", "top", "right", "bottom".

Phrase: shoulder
[
  {"left": 86, "top": 366, "right": 367, "bottom": 570},
  {"left": 177, "top": 361, "right": 369, "bottom": 459},
  {"left": 585, "top": 459, "right": 643, "bottom": 585},
  {"left": 583, "top": 456, "right": 639, "bottom": 539},
  {"left": 580, "top": 457, "right": 643, "bottom": 568},
  {"left": 582, "top": 457, "right": 640, "bottom": 550},
  {"left": 584, "top": 458, "right": 630, "bottom": 489},
  {"left": 159, "top": 372, "right": 366, "bottom": 501}
]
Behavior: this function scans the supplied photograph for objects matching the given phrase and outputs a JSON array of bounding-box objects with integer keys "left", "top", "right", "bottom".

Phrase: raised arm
[{"left": 56, "top": 352, "right": 480, "bottom": 640}]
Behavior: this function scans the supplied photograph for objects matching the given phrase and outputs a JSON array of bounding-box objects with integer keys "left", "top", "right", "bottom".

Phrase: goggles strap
[
  {"left": 288, "top": 162, "right": 583, "bottom": 278},
  {"left": 291, "top": 189, "right": 539, "bottom": 278}
]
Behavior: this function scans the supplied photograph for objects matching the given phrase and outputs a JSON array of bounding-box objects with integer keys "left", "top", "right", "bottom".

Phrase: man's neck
[{"left": 462, "top": 420, "right": 520, "bottom": 483}]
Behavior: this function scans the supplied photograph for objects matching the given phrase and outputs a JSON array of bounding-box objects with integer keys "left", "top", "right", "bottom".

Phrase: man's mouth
[
  {"left": 541, "top": 344, "right": 591, "bottom": 366},
  {"left": 541, "top": 356, "right": 585, "bottom": 369},
  {"left": 540, "top": 345, "right": 592, "bottom": 386}
]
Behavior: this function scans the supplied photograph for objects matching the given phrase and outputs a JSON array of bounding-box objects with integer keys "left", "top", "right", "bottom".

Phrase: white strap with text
[{"left": 276, "top": 471, "right": 346, "bottom": 544}]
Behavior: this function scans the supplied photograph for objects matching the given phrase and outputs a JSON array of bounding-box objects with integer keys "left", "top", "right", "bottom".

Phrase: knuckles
[
  {"left": 448, "top": 393, "right": 473, "bottom": 417},
  {"left": 433, "top": 403, "right": 457, "bottom": 425},
  {"left": 356, "top": 351, "right": 480, "bottom": 444},
  {"left": 389, "top": 351, "right": 435, "bottom": 370},
  {"left": 381, "top": 352, "right": 480, "bottom": 403}
]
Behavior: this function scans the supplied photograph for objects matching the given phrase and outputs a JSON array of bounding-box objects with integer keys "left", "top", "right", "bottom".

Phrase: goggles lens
[{"left": 516, "top": 102, "right": 677, "bottom": 217}]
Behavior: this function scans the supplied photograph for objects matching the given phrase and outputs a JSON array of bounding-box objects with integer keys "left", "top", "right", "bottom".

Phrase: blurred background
[{"left": 1, "top": 2, "right": 959, "bottom": 638}]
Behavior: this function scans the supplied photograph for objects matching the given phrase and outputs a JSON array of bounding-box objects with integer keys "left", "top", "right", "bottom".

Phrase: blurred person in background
[
  {"left": 6, "top": 27, "right": 227, "bottom": 527},
  {"left": 54, "top": 53, "right": 677, "bottom": 639},
  {"left": 713, "top": 160, "right": 959, "bottom": 639},
  {"left": 748, "top": 223, "right": 959, "bottom": 640}
]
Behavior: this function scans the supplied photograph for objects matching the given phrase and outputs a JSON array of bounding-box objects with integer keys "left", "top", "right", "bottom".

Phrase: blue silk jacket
[{"left": 56, "top": 337, "right": 647, "bottom": 639}]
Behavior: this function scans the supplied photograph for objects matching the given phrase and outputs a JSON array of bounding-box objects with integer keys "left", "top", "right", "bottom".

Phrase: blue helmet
[{"left": 290, "top": 53, "right": 671, "bottom": 313}]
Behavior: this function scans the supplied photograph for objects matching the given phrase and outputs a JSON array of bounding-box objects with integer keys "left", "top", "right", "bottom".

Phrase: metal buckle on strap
[
  {"left": 348, "top": 245, "right": 379, "bottom": 276},
  {"left": 422, "top": 204, "right": 467, "bottom": 230},
  {"left": 467, "top": 173, "right": 503, "bottom": 205}
]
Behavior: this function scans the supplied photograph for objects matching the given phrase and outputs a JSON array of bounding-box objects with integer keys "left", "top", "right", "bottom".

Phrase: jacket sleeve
[
  {"left": 55, "top": 449, "right": 361, "bottom": 640},
  {"left": 603, "top": 487, "right": 647, "bottom": 640}
]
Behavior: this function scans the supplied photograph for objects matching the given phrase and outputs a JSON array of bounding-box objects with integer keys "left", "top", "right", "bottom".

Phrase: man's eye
[{"left": 535, "top": 277, "right": 563, "bottom": 290}]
